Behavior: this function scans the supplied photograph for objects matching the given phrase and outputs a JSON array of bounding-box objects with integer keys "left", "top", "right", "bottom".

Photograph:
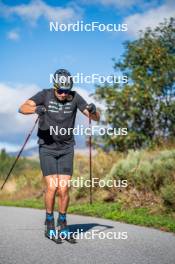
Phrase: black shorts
[{"left": 39, "top": 146, "right": 74, "bottom": 176}]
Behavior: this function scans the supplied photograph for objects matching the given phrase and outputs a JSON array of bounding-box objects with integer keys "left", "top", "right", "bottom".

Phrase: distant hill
[
  {"left": 8, "top": 135, "right": 88, "bottom": 157},
  {"left": 9, "top": 146, "right": 39, "bottom": 158}
]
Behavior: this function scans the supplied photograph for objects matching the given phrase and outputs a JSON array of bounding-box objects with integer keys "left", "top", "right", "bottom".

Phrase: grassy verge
[
  {"left": 0, "top": 199, "right": 44, "bottom": 209},
  {"left": 0, "top": 199, "right": 174, "bottom": 233}
]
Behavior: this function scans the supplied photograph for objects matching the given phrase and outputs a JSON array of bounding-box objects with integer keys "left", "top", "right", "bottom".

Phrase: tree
[{"left": 95, "top": 18, "right": 175, "bottom": 151}]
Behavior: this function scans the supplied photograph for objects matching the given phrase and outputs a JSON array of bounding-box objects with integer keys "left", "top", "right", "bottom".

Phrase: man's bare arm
[{"left": 19, "top": 100, "right": 37, "bottom": 115}]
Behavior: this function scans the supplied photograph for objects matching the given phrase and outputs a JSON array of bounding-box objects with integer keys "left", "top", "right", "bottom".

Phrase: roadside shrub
[
  {"left": 106, "top": 149, "right": 175, "bottom": 194},
  {"left": 161, "top": 184, "right": 175, "bottom": 209}
]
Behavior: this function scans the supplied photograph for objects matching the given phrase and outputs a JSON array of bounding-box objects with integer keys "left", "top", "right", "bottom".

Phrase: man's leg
[
  {"left": 43, "top": 174, "right": 62, "bottom": 242},
  {"left": 44, "top": 174, "right": 58, "bottom": 213},
  {"left": 55, "top": 146, "right": 76, "bottom": 242},
  {"left": 57, "top": 175, "right": 71, "bottom": 213},
  {"left": 57, "top": 175, "right": 73, "bottom": 240},
  {"left": 39, "top": 147, "right": 62, "bottom": 242},
  {"left": 56, "top": 146, "right": 74, "bottom": 214},
  {"left": 39, "top": 147, "right": 58, "bottom": 214},
  {"left": 56, "top": 175, "right": 76, "bottom": 242}
]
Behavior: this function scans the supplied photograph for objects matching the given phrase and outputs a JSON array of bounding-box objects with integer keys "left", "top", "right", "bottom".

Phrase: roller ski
[
  {"left": 45, "top": 213, "right": 62, "bottom": 244},
  {"left": 57, "top": 213, "right": 77, "bottom": 244}
]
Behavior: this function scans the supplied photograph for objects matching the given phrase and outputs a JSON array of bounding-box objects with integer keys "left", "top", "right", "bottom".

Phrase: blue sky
[
  {"left": 0, "top": 0, "right": 174, "bottom": 151},
  {"left": 0, "top": 1, "right": 129, "bottom": 87}
]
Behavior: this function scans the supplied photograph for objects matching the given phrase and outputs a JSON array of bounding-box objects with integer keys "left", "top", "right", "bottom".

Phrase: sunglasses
[{"left": 56, "top": 88, "right": 70, "bottom": 95}]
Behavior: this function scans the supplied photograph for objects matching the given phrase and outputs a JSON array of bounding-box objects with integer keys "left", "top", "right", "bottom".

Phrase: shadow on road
[{"left": 68, "top": 223, "right": 114, "bottom": 233}]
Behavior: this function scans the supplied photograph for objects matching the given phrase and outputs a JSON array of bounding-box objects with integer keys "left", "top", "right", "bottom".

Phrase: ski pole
[
  {"left": 0, "top": 117, "right": 39, "bottom": 190},
  {"left": 89, "top": 116, "right": 92, "bottom": 205}
]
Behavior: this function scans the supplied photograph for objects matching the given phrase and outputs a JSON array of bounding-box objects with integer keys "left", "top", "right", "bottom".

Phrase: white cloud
[
  {"left": 0, "top": 0, "right": 82, "bottom": 25},
  {"left": 0, "top": 83, "right": 39, "bottom": 114},
  {"left": 81, "top": 0, "right": 160, "bottom": 10},
  {"left": 7, "top": 30, "right": 20, "bottom": 41},
  {"left": 0, "top": 139, "right": 37, "bottom": 152},
  {"left": 81, "top": 0, "right": 140, "bottom": 8},
  {"left": 0, "top": 82, "right": 39, "bottom": 137},
  {"left": 124, "top": 1, "right": 175, "bottom": 37},
  {"left": 74, "top": 86, "right": 103, "bottom": 108}
]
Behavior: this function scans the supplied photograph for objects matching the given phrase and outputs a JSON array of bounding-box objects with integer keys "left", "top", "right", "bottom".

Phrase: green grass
[
  {"left": 0, "top": 199, "right": 44, "bottom": 209},
  {"left": 69, "top": 203, "right": 175, "bottom": 232},
  {"left": 0, "top": 199, "right": 174, "bottom": 233}
]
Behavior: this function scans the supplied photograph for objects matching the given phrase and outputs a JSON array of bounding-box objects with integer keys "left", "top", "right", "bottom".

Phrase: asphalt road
[{"left": 0, "top": 206, "right": 175, "bottom": 264}]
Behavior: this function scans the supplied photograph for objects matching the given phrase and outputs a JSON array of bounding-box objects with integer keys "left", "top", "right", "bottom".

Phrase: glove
[
  {"left": 35, "top": 105, "right": 46, "bottom": 115},
  {"left": 87, "top": 103, "right": 96, "bottom": 114}
]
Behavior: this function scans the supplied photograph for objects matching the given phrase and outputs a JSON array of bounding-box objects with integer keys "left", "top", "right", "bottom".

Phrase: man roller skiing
[{"left": 19, "top": 69, "right": 100, "bottom": 243}]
